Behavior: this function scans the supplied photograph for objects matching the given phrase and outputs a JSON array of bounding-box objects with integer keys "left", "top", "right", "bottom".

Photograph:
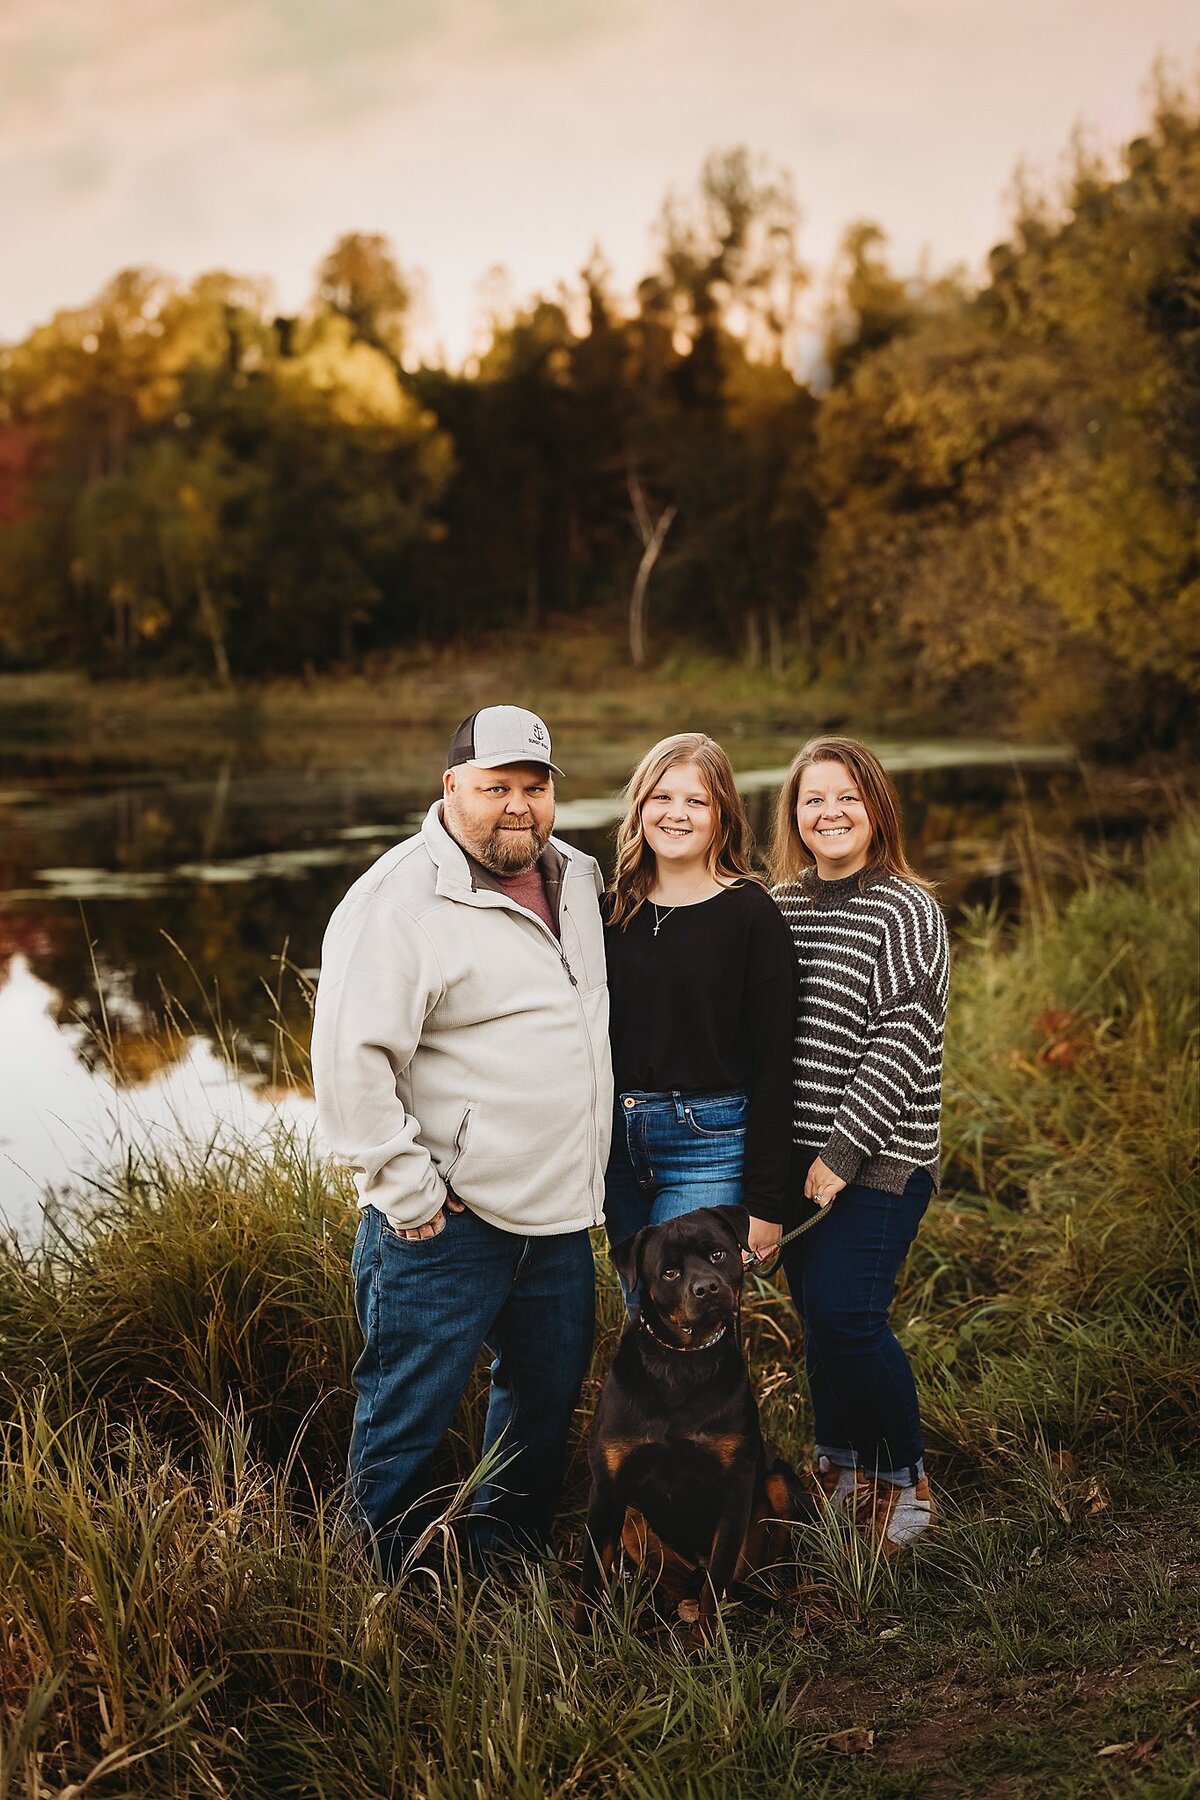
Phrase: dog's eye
[
  {"left": 663, "top": 1266, "right": 681, "bottom": 1281},
  {"left": 709, "top": 1249, "right": 726, "bottom": 1262}
]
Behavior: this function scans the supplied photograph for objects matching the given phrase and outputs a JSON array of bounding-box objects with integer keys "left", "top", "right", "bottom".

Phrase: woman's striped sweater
[{"left": 773, "top": 870, "right": 949, "bottom": 1195}]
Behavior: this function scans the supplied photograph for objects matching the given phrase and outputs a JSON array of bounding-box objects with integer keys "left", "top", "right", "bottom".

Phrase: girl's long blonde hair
[
  {"left": 767, "top": 735, "right": 932, "bottom": 890},
  {"left": 609, "top": 732, "right": 759, "bottom": 929}
]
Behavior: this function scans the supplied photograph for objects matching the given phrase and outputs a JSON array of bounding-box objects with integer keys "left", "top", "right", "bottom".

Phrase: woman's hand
[
  {"left": 746, "top": 1215, "right": 782, "bottom": 1261},
  {"left": 804, "top": 1157, "right": 847, "bottom": 1208}
]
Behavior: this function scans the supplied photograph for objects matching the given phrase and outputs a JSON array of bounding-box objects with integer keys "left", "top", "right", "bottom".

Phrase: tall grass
[
  {"left": 914, "top": 814, "right": 1199, "bottom": 1465},
  {"left": 1, "top": 815, "right": 1197, "bottom": 1796}
]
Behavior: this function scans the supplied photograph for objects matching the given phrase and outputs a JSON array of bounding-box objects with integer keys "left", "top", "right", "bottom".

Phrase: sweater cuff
[
  {"left": 745, "top": 1194, "right": 786, "bottom": 1225},
  {"left": 369, "top": 1172, "right": 451, "bottom": 1234},
  {"left": 821, "top": 1130, "right": 866, "bottom": 1186}
]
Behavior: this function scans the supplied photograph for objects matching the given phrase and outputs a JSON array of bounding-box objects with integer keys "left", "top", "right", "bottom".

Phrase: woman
[
  {"left": 769, "top": 736, "right": 948, "bottom": 1552},
  {"left": 603, "top": 732, "right": 794, "bottom": 1264}
]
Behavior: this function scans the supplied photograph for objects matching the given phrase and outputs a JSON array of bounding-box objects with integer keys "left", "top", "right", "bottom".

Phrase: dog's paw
[{"left": 676, "top": 1598, "right": 720, "bottom": 1653}]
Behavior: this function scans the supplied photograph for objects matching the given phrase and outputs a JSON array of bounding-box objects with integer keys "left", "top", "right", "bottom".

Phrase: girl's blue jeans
[
  {"left": 602, "top": 1088, "right": 747, "bottom": 1252},
  {"left": 782, "top": 1153, "right": 932, "bottom": 1487}
]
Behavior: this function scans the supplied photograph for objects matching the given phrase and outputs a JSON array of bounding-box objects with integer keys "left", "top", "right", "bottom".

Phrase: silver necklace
[{"left": 650, "top": 879, "right": 720, "bottom": 935}]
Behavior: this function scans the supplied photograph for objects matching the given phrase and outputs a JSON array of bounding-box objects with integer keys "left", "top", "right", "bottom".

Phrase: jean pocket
[
  {"left": 683, "top": 1096, "right": 749, "bottom": 1138},
  {"left": 350, "top": 1211, "right": 369, "bottom": 1281},
  {"left": 379, "top": 1206, "right": 456, "bottom": 1252}
]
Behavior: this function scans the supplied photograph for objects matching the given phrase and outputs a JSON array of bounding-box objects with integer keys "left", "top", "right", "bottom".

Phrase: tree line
[{"left": 0, "top": 75, "right": 1196, "bottom": 749}]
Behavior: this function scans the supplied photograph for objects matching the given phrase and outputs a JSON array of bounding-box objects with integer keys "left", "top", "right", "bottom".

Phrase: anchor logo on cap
[{"left": 530, "top": 721, "right": 548, "bottom": 748}]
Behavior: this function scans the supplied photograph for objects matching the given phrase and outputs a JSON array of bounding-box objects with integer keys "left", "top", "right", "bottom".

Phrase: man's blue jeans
[
  {"left": 348, "top": 1202, "right": 595, "bottom": 1575},
  {"left": 602, "top": 1088, "right": 748, "bottom": 1251},
  {"left": 782, "top": 1156, "right": 933, "bottom": 1487}
]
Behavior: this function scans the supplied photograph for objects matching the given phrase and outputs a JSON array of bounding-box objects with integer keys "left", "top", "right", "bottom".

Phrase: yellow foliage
[{"left": 278, "top": 315, "right": 411, "bottom": 429}]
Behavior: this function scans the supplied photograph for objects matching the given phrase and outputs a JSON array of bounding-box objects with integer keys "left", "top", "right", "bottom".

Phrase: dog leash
[
  {"left": 633, "top": 1198, "right": 839, "bottom": 1354},
  {"left": 746, "top": 1194, "right": 837, "bottom": 1278}
]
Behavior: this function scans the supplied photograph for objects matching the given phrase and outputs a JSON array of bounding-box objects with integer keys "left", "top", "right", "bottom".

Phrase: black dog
[{"left": 575, "top": 1205, "right": 809, "bottom": 1640}]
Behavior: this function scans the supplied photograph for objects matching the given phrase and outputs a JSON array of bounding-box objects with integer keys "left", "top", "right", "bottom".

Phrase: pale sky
[{"left": 1, "top": 0, "right": 1196, "bottom": 364}]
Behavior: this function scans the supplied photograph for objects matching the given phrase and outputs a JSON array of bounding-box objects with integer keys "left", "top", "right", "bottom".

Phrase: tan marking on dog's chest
[
  {"left": 603, "top": 1430, "right": 746, "bottom": 1476},
  {"left": 601, "top": 1436, "right": 659, "bottom": 1476},
  {"left": 694, "top": 1431, "right": 747, "bottom": 1469}
]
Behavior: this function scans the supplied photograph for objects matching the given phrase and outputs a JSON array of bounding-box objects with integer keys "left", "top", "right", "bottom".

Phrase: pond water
[{"left": 0, "top": 729, "right": 1119, "bottom": 1238}]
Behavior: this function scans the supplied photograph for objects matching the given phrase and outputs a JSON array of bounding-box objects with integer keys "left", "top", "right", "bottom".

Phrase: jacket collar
[{"left": 422, "top": 801, "right": 570, "bottom": 908}]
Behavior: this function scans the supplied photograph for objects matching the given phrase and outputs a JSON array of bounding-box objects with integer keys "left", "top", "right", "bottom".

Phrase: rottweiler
[{"left": 574, "top": 1205, "right": 810, "bottom": 1640}]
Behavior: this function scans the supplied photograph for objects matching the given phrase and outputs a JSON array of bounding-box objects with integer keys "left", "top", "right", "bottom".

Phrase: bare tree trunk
[
  {"left": 525, "top": 484, "right": 541, "bottom": 626},
  {"left": 744, "top": 605, "right": 762, "bottom": 668},
  {"left": 627, "top": 473, "right": 676, "bottom": 668},
  {"left": 766, "top": 599, "right": 784, "bottom": 676},
  {"left": 565, "top": 499, "right": 581, "bottom": 613},
  {"left": 195, "top": 571, "right": 233, "bottom": 693}
]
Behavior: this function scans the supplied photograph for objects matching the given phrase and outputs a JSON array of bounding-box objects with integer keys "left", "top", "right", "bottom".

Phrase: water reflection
[
  {"left": 0, "top": 956, "right": 314, "bottom": 1240},
  {"left": 2, "top": 737, "right": 1123, "bottom": 1236}
]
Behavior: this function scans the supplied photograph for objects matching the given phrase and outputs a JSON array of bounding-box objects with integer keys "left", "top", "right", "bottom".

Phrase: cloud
[
  {"left": 0, "top": 0, "right": 631, "bottom": 147},
  {"left": 487, "top": 0, "right": 642, "bottom": 52},
  {"left": 235, "top": 0, "right": 445, "bottom": 123},
  {"left": 45, "top": 132, "right": 112, "bottom": 196},
  {"left": 0, "top": 0, "right": 1195, "bottom": 353}
]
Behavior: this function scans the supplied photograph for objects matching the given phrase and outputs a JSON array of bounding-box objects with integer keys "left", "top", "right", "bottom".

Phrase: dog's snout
[{"left": 690, "top": 1274, "right": 721, "bottom": 1299}]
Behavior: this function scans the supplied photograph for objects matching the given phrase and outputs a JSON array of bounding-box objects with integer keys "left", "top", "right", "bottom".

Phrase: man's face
[{"left": 443, "top": 762, "right": 556, "bottom": 873}]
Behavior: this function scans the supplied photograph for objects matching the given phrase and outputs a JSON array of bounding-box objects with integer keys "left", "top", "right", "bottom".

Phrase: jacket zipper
[{"left": 458, "top": 889, "right": 604, "bottom": 1226}]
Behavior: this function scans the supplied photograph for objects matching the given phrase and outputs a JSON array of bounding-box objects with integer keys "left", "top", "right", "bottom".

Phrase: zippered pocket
[{"left": 444, "top": 1103, "right": 475, "bottom": 1181}]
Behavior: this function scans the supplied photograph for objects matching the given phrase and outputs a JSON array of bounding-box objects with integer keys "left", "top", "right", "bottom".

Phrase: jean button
[{"left": 623, "top": 1096, "right": 636, "bottom": 1109}]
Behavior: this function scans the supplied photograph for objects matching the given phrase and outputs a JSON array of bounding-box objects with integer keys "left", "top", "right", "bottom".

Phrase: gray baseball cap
[{"left": 447, "top": 706, "right": 564, "bottom": 776}]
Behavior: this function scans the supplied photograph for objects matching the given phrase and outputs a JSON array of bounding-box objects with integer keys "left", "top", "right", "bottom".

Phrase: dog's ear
[
  {"left": 609, "top": 1228, "right": 645, "bottom": 1293},
  {"left": 708, "top": 1204, "right": 751, "bottom": 1254}
]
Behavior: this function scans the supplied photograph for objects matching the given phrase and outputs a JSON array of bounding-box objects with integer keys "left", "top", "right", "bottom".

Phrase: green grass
[{"left": 1, "top": 816, "right": 1197, "bottom": 1797}]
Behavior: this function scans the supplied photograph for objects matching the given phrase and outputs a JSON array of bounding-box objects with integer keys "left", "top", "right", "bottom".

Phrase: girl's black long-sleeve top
[{"left": 603, "top": 880, "right": 796, "bottom": 1222}]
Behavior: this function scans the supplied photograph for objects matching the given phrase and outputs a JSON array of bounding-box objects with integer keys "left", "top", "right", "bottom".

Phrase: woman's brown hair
[
  {"left": 609, "top": 732, "right": 759, "bottom": 929},
  {"left": 767, "top": 735, "right": 932, "bottom": 890}
]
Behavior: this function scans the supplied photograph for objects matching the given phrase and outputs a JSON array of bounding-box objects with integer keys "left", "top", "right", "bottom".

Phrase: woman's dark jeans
[
  {"left": 602, "top": 1088, "right": 748, "bottom": 1252},
  {"left": 782, "top": 1155, "right": 933, "bottom": 1486}
]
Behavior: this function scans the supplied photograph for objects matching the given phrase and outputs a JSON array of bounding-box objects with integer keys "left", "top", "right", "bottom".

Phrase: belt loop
[{"left": 672, "top": 1090, "right": 685, "bottom": 1122}]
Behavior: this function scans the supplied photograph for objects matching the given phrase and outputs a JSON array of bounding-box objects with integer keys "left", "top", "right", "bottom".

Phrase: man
[{"left": 311, "top": 705, "right": 612, "bottom": 1574}]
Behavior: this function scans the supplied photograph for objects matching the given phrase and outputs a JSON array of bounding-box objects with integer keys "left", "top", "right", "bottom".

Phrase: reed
[{"left": 1, "top": 814, "right": 1196, "bottom": 1796}]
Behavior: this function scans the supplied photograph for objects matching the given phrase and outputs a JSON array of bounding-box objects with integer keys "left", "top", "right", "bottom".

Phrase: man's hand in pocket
[{"left": 399, "top": 1189, "right": 466, "bottom": 1240}]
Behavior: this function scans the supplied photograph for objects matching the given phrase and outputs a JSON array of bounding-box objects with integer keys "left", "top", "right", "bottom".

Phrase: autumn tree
[
  {"left": 314, "top": 233, "right": 416, "bottom": 364},
  {"left": 813, "top": 78, "right": 1200, "bottom": 745}
]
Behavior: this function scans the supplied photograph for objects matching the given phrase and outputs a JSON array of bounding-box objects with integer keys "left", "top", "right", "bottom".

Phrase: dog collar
[{"left": 639, "top": 1316, "right": 728, "bottom": 1354}]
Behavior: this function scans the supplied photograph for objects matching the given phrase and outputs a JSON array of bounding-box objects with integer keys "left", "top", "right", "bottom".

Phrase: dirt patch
[{"left": 787, "top": 1660, "right": 1198, "bottom": 1793}]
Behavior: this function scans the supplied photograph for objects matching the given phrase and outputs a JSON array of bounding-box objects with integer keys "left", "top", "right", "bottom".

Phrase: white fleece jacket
[{"left": 310, "top": 802, "right": 613, "bottom": 1235}]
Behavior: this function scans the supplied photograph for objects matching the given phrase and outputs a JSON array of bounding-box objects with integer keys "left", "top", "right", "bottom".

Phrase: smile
[
  {"left": 817, "top": 826, "right": 852, "bottom": 836},
  {"left": 658, "top": 826, "right": 691, "bottom": 837}
]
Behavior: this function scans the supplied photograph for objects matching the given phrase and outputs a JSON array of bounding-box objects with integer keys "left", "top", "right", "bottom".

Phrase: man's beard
[{"left": 448, "top": 806, "right": 551, "bottom": 874}]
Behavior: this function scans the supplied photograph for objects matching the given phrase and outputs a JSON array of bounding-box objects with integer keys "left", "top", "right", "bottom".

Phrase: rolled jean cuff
[{"left": 818, "top": 1444, "right": 925, "bottom": 1487}]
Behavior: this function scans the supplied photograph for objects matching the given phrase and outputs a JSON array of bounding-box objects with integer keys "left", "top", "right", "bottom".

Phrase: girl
[
  {"left": 769, "top": 736, "right": 948, "bottom": 1552},
  {"left": 603, "top": 732, "right": 794, "bottom": 1262}
]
